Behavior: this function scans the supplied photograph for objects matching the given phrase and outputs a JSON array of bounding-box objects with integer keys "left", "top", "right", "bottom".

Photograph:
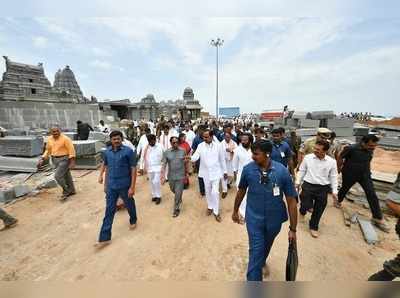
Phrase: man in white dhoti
[
  {"left": 191, "top": 129, "right": 227, "bottom": 222},
  {"left": 220, "top": 132, "right": 237, "bottom": 198},
  {"left": 232, "top": 133, "right": 254, "bottom": 220},
  {"left": 142, "top": 134, "right": 164, "bottom": 205}
]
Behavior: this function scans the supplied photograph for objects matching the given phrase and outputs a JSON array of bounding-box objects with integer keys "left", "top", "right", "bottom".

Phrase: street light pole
[{"left": 211, "top": 38, "right": 224, "bottom": 119}]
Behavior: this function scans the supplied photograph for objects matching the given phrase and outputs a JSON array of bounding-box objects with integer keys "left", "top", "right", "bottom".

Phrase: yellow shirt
[
  {"left": 43, "top": 134, "right": 76, "bottom": 159},
  {"left": 299, "top": 137, "right": 317, "bottom": 155}
]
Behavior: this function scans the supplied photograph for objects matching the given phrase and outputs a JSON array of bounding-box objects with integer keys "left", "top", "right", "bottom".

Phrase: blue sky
[{"left": 0, "top": 15, "right": 400, "bottom": 116}]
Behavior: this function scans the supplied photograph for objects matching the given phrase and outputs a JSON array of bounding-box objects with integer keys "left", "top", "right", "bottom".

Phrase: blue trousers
[
  {"left": 246, "top": 221, "right": 282, "bottom": 281},
  {"left": 99, "top": 187, "right": 137, "bottom": 242}
]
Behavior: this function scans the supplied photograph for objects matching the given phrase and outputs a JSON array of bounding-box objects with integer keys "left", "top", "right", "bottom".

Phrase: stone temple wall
[{"left": 0, "top": 101, "right": 101, "bottom": 130}]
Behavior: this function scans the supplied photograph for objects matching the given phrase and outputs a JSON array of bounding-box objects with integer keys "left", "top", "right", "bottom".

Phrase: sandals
[{"left": 371, "top": 219, "right": 390, "bottom": 233}]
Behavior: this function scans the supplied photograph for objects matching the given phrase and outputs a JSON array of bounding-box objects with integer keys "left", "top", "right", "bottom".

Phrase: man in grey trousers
[{"left": 161, "top": 136, "right": 189, "bottom": 217}]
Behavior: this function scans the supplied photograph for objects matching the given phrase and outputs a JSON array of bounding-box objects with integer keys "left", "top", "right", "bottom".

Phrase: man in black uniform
[
  {"left": 336, "top": 134, "right": 389, "bottom": 232},
  {"left": 76, "top": 120, "right": 94, "bottom": 140}
]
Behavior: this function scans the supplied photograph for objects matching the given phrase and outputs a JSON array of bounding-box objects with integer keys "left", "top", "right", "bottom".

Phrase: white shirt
[
  {"left": 122, "top": 140, "right": 136, "bottom": 152},
  {"left": 232, "top": 145, "right": 253, "bottom": 183},
  {"left": 144, "top": 143, "right": 164, "bottom": 173},
  {"left": 98, "top": 124, "right": 110, "bottom": 133},
  {"left": 191, "top": 141, "right": 227, "bottom": 181},
  {"left": 298, "top": 153, "right": 338, "bottom": 194},
  {"left": 159, "top": 130, "right": 179, "bottom": 151},
  {"left": 183, "top": 129, "right": 196, "bottom": 148},
  {"left": 136, "top": 134, "right": 148, "bottom": 156},
  {"left": 221, "top": 139, "right": 237, "bottom": 161}
]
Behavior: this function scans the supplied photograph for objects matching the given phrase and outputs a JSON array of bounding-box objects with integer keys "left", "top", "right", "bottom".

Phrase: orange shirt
[{"left": 42, "top": 134, "right": 76, "bottom": 159}]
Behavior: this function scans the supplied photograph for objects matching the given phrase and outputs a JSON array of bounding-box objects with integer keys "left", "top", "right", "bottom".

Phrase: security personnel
[
  {"left": 270, "top": 128, "right": 295, "bottom": 176},
  {"left": 298, "top": 127, "right": 332, "bottom": 166},
  {"left": 232, "top": 140, "right": 298, "bottom": 281},
  {"left": 337, "top": 134, "right": 389, "bottom": 232}
]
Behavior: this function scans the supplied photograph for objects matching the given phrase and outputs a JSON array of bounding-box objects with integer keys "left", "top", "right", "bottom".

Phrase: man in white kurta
[
  {"left": 183, "top": 124, "right": 196, "bottom": 148},
  {"left": 232, "top": 133, "right": 254, "bottom": 219},
  {"left": 142, "top": 134, "right": 164, "bottom": 205},
  {"left": 191, "top": 130, "right": 227, "bottom": 222},
  {"left": 159, "top": 124, "right": 179, "bottom": 179},
  {"left": 220, "top": 132, "right": 237, "bottom": 197}
]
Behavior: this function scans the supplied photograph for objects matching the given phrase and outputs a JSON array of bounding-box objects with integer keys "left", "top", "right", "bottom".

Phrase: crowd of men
[{"left": 1, "top": 116, "right": 399, "bottom": 281}]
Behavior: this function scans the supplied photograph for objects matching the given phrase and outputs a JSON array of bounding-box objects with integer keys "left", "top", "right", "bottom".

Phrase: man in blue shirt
[
  {"left": 232, "top": 140, "right": 298, "bottom": 281},
  {"left": 96, "top": 130, "right": 138, "bottom": 248},
  {"left": 270, "top": 128, "right": 295, "bottom": 176},
  {"left": 192, "top": 125, "right": 207, "bottom": 196}
]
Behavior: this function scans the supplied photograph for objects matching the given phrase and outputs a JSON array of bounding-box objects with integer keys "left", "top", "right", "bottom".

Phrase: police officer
[{"left": 232, "top": 140, "right": 298, "bottom": 281}]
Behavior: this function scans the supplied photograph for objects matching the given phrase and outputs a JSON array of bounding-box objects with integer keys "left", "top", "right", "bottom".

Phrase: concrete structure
[
  {"left": 53, "top": 65, "right": 84, "bottom": 103},
  {"left": 75, "top": 153, "right": 102, "bottom": 169},
  {"left": 0, "top": 101, "right": 100, "bottom": 130},
  {"left": 0, "top": 156, "right": 43, "bottom": 173},
  {"left": 0, "top": 136, "right": 44, "bottom": 157},
  {"left": 99, "top": 87, "right": 202, "bottom": 122},
  {"left": 73, "top": 140, "right": 104, "bottom": 157}
]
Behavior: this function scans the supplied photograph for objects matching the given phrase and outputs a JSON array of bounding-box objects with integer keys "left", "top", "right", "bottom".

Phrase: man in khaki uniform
[{"left": 297, "top": 127, "right": 332, "bottom": 167}]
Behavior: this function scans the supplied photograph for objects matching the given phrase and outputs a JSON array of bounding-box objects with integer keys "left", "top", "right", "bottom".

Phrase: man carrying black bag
[
  {"left": 286, "top": 239, "right": 298, "bottom": 281},
  {"left": 232, "top": 140, "right": 298, "bottom": 281}
]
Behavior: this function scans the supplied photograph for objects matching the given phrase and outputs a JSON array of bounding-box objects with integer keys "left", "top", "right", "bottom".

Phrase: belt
[
  {"left": 303, "top": 181, "right": 331, "bottom": 189},
  {"left": 52, "top": 155, "right": 68, "bottom": 158}
]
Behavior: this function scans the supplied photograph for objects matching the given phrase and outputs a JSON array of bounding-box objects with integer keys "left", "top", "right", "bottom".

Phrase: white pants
[
  {"left": 149, "top": 171, "right": 161, "bottom": 198},
  {"left": 236, "top": 177, "right": 246, "bottom": 218},
  {"left": 204, "top": 177, "right": 220, "bottom": 216},
  {"left": 221, "top": 176, "right": 234, "bottom": 193}
]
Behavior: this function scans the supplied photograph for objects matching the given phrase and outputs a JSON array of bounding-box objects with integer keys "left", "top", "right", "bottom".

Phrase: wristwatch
[{"left": 289, "top": 226, "right": 297, "bottom": 233}]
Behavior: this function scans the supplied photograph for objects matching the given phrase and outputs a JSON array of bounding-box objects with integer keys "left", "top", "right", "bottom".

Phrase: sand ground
[{"left": 1, "top": 163, "right": 399, "bottom": 281}]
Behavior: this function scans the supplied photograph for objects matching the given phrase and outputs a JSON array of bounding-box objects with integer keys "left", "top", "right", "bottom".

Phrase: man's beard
[{"left": 242, "top": 143, "right": 250, "bottom": 149}]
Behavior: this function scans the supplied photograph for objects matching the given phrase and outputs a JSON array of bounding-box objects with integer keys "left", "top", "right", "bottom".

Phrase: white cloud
[
  {"left": 92, "top": 47, "right": 111, "bottom": 57},
  {"left": 89, "top": 59, "right": 112, "bottom": 70},
  {"left": 32, "top": 36, "right": 48, "bottom": 48}
]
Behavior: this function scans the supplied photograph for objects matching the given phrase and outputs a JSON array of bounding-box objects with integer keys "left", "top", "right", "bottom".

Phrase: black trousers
[
  {"left": 338, "top": 170, "right": 383, "bottom": 220},
  {"left": 300, "top": 182, "right": 330, "bottom": 231}
]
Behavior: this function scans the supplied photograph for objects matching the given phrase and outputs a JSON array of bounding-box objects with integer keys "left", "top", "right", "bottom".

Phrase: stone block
[
  {"left": 74, "top": 153, "right": 102, "bottom": 169},
  {"left": 296, "top": 128, "right": 317, "bottom": 137},
  {"left": 0, "top": 136, "right": 44, "bottom": 157},
  {"left": 37, "top": 177, "right": 58, "bottom": 189},
  {"left": 291, "top": 111, "right": 311, "bottom": 120},
  {"left": 13, "top": 184, "right": 32, "bottom": 197},
  {"left": 0, "top": 188, "right": 15, "bottom": 203},
  {"left": 310, "top": 111, "right": 335, "bottom": 120},
  {"left": 299, "top": 119, "right": 320, "bottom": 128},
  {"left": 0, "top": 156, "right": 43, "bottom": 173},
  {"left": 89, "top": 131, "right": 109, "bottom": 143},
  {"left": 327, "top": 118, "right": 354, "bottom": 128},
  {"left": 353, "top": 127, "right": 369, "bottom": 136},
  {"left": 358, "top": 218, "right": 378, "bottom": 245},
  {"left": 330, "top": 127, "right": 354, "bottom": 137},
  {"left": 63, "top": 132, "right": 77, "bottom": 140},
  {"left": 286, "top": 119, "right": 299, "bottom": 127},
  {"left": 73, "top": 140, "right": 104, "bottom": 157}
]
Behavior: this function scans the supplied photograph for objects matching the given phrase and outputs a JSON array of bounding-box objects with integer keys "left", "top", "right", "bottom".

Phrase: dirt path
[{"left": 0, "top": 171, "right": 399, "bottom": 281}]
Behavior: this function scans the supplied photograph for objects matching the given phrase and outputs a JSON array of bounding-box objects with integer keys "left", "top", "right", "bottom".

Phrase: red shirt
[{"left": 179, "top": 141, "right": 191, "bottom": 155}]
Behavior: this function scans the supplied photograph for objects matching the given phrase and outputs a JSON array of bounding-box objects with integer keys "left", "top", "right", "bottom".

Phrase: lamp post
[{"left": 210, "top": 38, "right": 224, "bottom": 119}]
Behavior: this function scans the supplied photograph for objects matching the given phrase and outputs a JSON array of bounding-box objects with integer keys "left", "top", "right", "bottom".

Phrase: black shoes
[{"left": 155, "top": 197, "right": 161, "bottom": 205}]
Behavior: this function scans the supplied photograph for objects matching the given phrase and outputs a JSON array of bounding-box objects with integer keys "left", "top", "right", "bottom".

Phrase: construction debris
[{"left": 358, "top": 218, "right": 379, "bottom": 245}]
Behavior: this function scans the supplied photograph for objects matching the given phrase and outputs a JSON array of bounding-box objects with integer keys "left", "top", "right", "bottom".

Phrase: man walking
[
  {"left": 96, "top": 130, "right": 138, "bottom": 248},
  {"left": 38, "top": 126, "right": 76, "bottom": 201},
  {"left": 191, "top": 130, "right": 227, "bottom": 222},
  {"left": 232, "top": 140, "right": 298, "bottom": 281},
  {"left": 220, "top": 132, "right": 237, "bottom": 198},
  {"left": 337, "top": 134, "right": 389, "bottom": 232},
  {"left": 297, "top": 140, "right": 338, "bottom": 238},
  {"left": 161, "top": 136, "right": 189, "bottom": 217},
  {"left": 298, "top": 128, "right": 332, "bottom": 166},
  {"left": 141, "top": 134, "right": 164, "bottom": 205},
  {"left": 232, "top": 133, "right": 254, "bottom": 219},
  {"left": 0, "top": 208, "right": 18, "bottom": 230},
  {"left": 183, "top": 123, "right": 196, "bottom": 148},
  {"left": 270, "top": 128, "right": 295, "bottom": 176},
  {"left": 76, "top": 120, "right": 94, "bottom": 140}
]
